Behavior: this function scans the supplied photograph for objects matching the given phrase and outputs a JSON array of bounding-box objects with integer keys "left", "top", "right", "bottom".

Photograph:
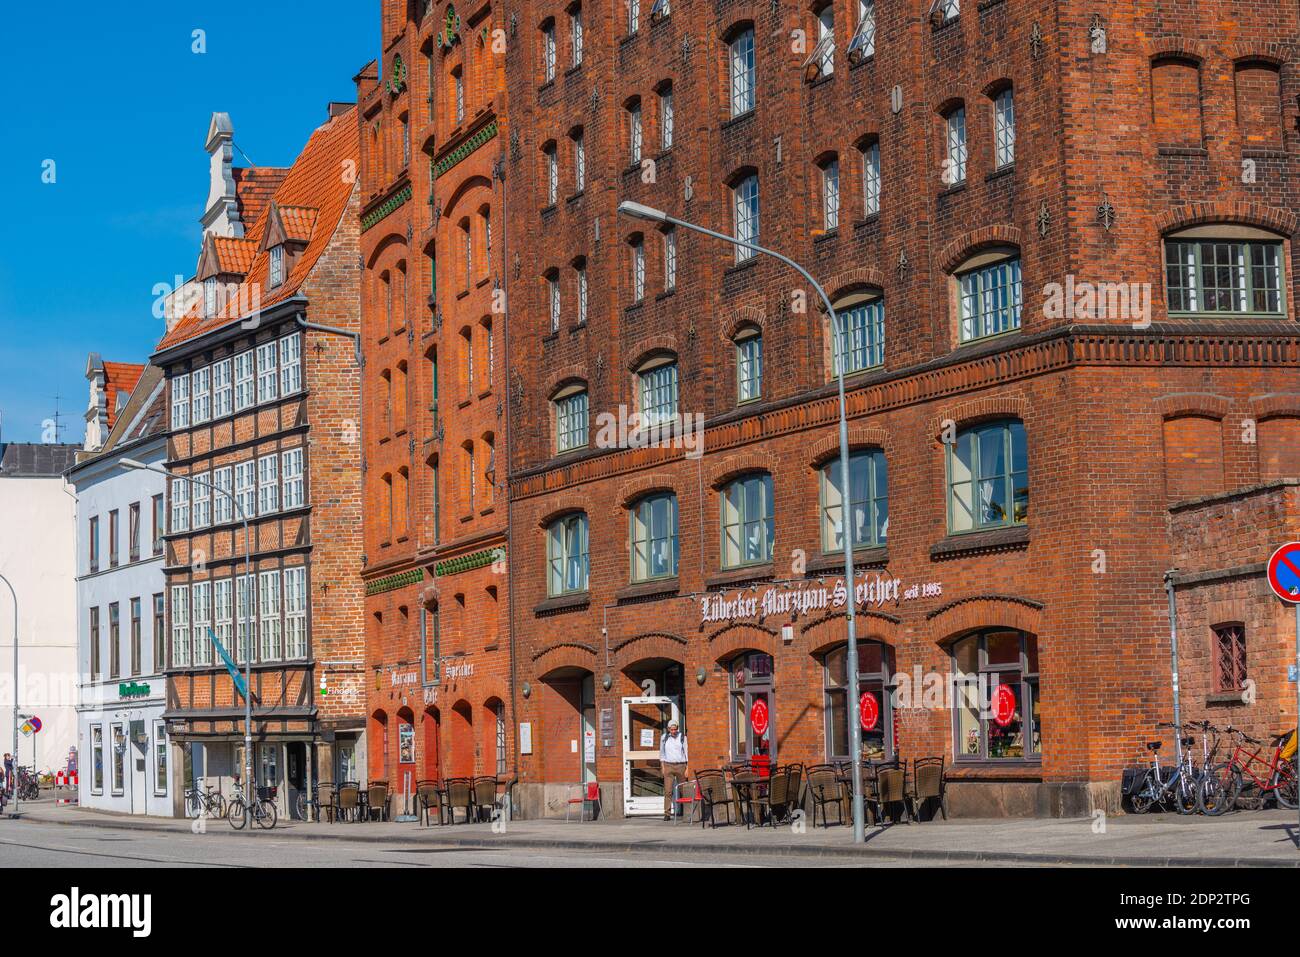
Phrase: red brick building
[
  {"left": 154, "top": 107, "right": 366, "bottom": 817},
  {"left": 497, "top": 0, "right": 1300, "bottom": 817},
  {"left": 356, "top": 0, "right": 513, "bottom": 807}
]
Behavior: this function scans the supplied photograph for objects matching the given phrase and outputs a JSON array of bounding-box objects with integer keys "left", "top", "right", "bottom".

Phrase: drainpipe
[{"left": 1163, "top": 570, "right": 1183, "bottom": 759}]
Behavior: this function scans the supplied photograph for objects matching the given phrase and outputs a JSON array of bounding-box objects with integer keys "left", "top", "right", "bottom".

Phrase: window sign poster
[
  {"left": 584, "top": 729, "right": 596, "bottom": 762},
  {"left": 398, "top": 724, "right": 415, "bottom": 764},
  {"left": 639, "top": 728, "right": 655, "bottom": 748},
  {"left": 519, "top": 722, "right": 533, "bottom": 754}
]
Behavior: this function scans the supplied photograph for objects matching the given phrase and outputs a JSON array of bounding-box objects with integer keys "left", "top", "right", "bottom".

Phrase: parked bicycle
[
  {"left": 1128, "top": 723, "right": 1199, "bottom": 814},
  {"left": 185, "top": 781, "right": 227, "bottom": 819},
  {"left": 226, "top": 781, "right": 278, "bottom": 830},
  {"left": 1201, "top": 727, "right": 1297, "bottom": 814},
  {"left": 15, "top": 766, "right": 39, "bottom": 802}
]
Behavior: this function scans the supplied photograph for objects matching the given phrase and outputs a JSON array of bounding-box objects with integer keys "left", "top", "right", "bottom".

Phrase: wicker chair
[
  {"left": 444, "top": 778, "right": 474, "bottom": 824},
  {"left": 909, "top": 757, "right": 948, "bottom": 821},
  {"left": 694, "top": 770, "right": 735, "bottom": 828},
  {"left": 472, "top": 776, "right": 500, "bottom": 822},
  {"left": 807, "top": 764, "right": 846, "bottom": 828},
  {"left": 415, "top": 779, "right": 443, "bottom": 826},
  {"left": 316, "top": 782, "right": 337, "bottom": 823},
  {"left": 872, "top": 767, "right": 907, "bottom": 825},
  {"left": 367, "top": 781, "right": 390, "bottom": 821},
  {"left": 337, "top": 782, "right": 360, "bottom": 822}
]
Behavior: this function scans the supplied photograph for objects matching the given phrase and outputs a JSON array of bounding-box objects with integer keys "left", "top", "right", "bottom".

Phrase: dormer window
[
  {"left": 269, "top": 245, "right": 285, "bottom": 288},
  {"left": 203, "top": 277, "right": 218, "bottom": 317}
]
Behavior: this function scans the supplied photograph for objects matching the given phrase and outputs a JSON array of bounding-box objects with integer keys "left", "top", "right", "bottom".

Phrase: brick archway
[
  {"left": 706, "top": 622, "right": 779, "bottom": 663},
  {"left": 926, "top": 595, "right": 1045, "bottom": 644}
]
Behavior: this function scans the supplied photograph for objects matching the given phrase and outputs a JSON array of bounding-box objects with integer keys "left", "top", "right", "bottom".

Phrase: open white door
[{"left": 621, "top": 696, "right": 681, "bottom": 817}]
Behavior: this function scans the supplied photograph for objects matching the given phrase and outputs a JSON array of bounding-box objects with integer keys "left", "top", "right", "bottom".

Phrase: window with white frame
[
  {"left": 813, "top": 5, "right": 835, "bottom": 77},
  {"left": 191, "top": 581, "right": 212, "bottom": 666},
  {"left": 821, "top": 449, "right": 888, "bottom": 551},
  {"left": 994, "top": 88, "right": 1015, "bottom": 168},
  {"left": 258, "top": 570, "right": 282, "bottom": 661},
  {"left": 576, "top": 261, "right": 589, "bottom": 324},
  {"left": 573, "top": 131, "right": 586, "bottom": 191},
  {"left": 212, "top": 467, "right": 233, "bottom": 524},
  {"left": 638, "top": 358, "right": 678, "bottom": 425},
  {"left": 932, "top": 0, "right": 959, "bottom": 23},
  {"left": 628, "top": 100, "right": 643, "bottom": 165},
  {"left": 191, "top": 367, "right": 211, "bottom": 424},
  {"left": 736, "top": 328, "right": 763, "bottom": 403},
  {"left": 544, "top": 143, "right": 558, "bottom": 205},
  {"left": 958, "top": 252, "right": 1022, "bottom": 341},
  {"left": 154, "top": 721, "right": 168, "bottom": 795},
  {"left": 235, "top": 575, "right": 252, "bottom": 664},
  {"left": 284, "top": 566, "right": 307, "bottom": 659},
  {"left": 555, "top": 387, "right": 589, "bottom": 453},
  {"left": 269, "top": 245, "right": 284, "bottom": 287},
  {"left": 1164, "top": 235, "right": 1285, "bottom": 316},
  {"left": 631, "top": 493, "right": 679, "bottom": 581},
  {"left": 257, "top": 454, "right": 279, "bottom": 515},
  {"left": 733, "top": 174, "right": 759, "bottom": 262},
  {"left": 214, "top": 578, "right": 233, "bottom": 662},
  {"left": 862, "top": 140, "right": 881, "bottom": 216},
  {"left": 652, "top": 0, "right": 670, "bottom": 20},
  {"left": 191, "top": 472, "right": 211, "bottom": 529},
  {"left": 547, "top": 272, "right": 561, "bottom": 332},
  {"left": 212, "top": 359, "right": 233, "bottom": 418},
  {"left": 570, "top": 5, "right": 583, "bottom": 65},
  {"left": 547, "top": 513, "right": 590, "bottom": 596},
  {"left": 663, "top": 228, "right": 677, "bottom": 291},
  {"left": 256, "top": 342, "right": 279, "bottom": 403},
  {"left": 833, "top": 295, "right": 886, "bottom": 374},
  {"left": 454, "top": 69, "right": 465, "bottom": 125},
  {"left": 234, "top": 351, "right": 255, "bottom": 411},
  {"left": 660, "top": 84, "right": 674, "bottom": 150},
  {"left": 627, "top": 0, "right": 640, "bottom": 35},
  {"left": 171, "top": 374, "right": 190, "bottom": 430},
  {"left": 279, "top": 333, "right": 302, "bottom": 395},
  {"left": 948, "top": 419, "right": 1028, "bottom": 532},
  {"left": 170, "top": 585, "right": 190, "bottom": 667},
  {"left": 821, "top": 157, "right": 840, "bottom": 230},
  {"left": 630, "top": 237, "right": 646, "bottom": 302},
  {"left": 542, "top": 20, "right": 557, "bottom": 82},
  {"left": 848, "top": 0, "right": 876, "bottom": 62},
  {"left": 945, "top": 107, "right": 967, "bottom": 185},
  {"left": 721, "top": 473, "right": 775, "bottom": 568},
  {"left": 281, "top": 447, "right": 305, "bottom": 509},
  {"left": 170, "top": 478, "right": 189, "bottom": 533},
  {"left": 203, "top": 276, "right": 218, "bottom": 318},
  {"left": 729, "top": 28, "right": 756, "bottom": 117},
  {"left": 235, "top": 461, "right": 256, "bottom": 520}
]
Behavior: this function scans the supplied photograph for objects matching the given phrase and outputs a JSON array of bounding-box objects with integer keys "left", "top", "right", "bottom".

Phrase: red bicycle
[{"left": 1202, "top": 727, "right": 1297, "bottom": 813}]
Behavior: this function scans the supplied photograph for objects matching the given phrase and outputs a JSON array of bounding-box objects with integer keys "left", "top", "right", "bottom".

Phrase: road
[{"left": 0, "top": 818, "right": 995, "bottom": 868}]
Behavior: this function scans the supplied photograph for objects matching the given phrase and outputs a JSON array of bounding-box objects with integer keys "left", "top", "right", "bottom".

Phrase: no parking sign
[{"left": 1267, "top": 542, "right": 1300, "bottom": 602}]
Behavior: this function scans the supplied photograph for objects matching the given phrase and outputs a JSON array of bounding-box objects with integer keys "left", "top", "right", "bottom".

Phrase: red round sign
[
  {"left": 859, "top": 692, "right": 879, "bottom": 731},
  {"left": 749, "top": 699, "right": 769, "bottom": 736},
  {"left": 992, "top": 684, "right": 1017, "bottom": 728},
  {"left": 1266, "top": 542, "right": 1300, "bottom": 603}
]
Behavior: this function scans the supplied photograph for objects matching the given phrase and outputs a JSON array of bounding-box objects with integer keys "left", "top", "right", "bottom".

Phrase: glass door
[{"left": 621, "top": 696, "right": 681, "bottom": 816}]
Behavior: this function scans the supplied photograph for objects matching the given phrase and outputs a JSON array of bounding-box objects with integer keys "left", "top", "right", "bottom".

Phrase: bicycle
[
  {"left": 1186, "top": 720, "right": 1232, "bottom": 815},
  {"left": 185, "top": 781, "right": 227, "bottom": 819},
  {"left": 294, "top": 786, "right": 320, "bottom": 822},
  {"left": 15, "top": 767, "right": 39, "bottom": 802},
  {"left": 226, "top": 781, "right": 278, "bottom": 830},
  {"left": 1203, "top": 727, "right": 1297, "bottom": 812},
  {"left": 1129, "top": 723, "right": 1198, "bottom": 814}
]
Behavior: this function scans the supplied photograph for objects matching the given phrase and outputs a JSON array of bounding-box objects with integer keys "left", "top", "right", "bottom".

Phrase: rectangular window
[
  {"left": 236, "top": 575, "right": 253, "bottom": 664},
  {"left": 212, "top": 467, "right": 234, "bottom": 524},
  {"left": 89, "top": 606, "right": 100, "bottom": 679},
  {"left": 89, "top": 515, "right": 99, "bottom": 572},
  {"left": 660, "top": 87, "right": 674, "bottom": 150},
  {"left": 214, "top": 578, "right": 233, "bottom": 665},
  {"left": 111, "top": 722, "right": 125, "bottom": 795},
  {"left": 170, "top": 478, "right": 189, "bottom": 533},
  {"left": 945, "top": 108, "right": 967, "bottom": 184},
  {"left": 154, "top": 721, "right": 168, "bottom": 795},
  {"left": 631, "top": 494, "right": 679, "bottom": 581},
  {"left": 933, "top": 0, "right": 960, "bottom": 23},
  {"left": 571, "top": 6, "right": 583, "bottom": 65},
  {"left": 257, "top": 455, "right": 279, "bottom": 516},
  {"left": 130, "top": 597, "right": 142, "bottom": 676},
  {"left": 108, "top": 602, "right": 121, "bottom": 678},
  {"left": 235, "top": 461, "right": 256, "bottom": 520},
  {"left": 285, "top": 566, "right": 308, "bottom": 660},
  {"left": 815, "top": 6, "right": 835, "bottom": 76},
  {"left": 959, "top": 256, "right": 1022, "bottom": 341},
  {"left": 577, "top": 263, "right": 589, "bottom": 324},
  {"left": 833, "top": 299, "right": 886, "bottom": 374},
  {"left": 629, "top": 102, "right": 643, "bottom": 165},
  {"left": 952, "top": 630, "right": 1039, "bottom": 762},
  {"left": 549, "top": 275, "right": 561, "bottom": 332},
  {"left": 234, "top": 351, "right": 255, "bottom": 410},
  {"left": 822, "top": 159, "right": 840, "bottom": 230},
  {"left": 1214, "top": 624, "right": 1248, "bottom": 693},
  {"left": 153, "top": 593, "right": 164, "bottom": 671},
  {"left": 191, "top": 472, "right": 211, "bottom": 529},
  {"left": 663, "top": 228, "right": 677, "bottom": 291},
  {"left": 171, "top": 374, "right": 190, "bottom": 430},
  {"left": 638, "top": 362, "right": 678, "bottom": 425},
  {"left": 279, "top": 333, "right": 302, "bottom": 395},
  {"left": 556, "top": 390, "right": 589, "bottom": 453},
  {"left": 721, "top": 474, "right": 775, "bottom": 568},
  {"left": 821, "top": 449, "right": 888, "bottom": 550},
  {"left": 171, "top": 585, "right": 190, "bottom": 668},
  {"left": 848, "top": 0, "right": 876, "bottom": 61},
  {"left": 281, "top": 448, "right": 305, "bottom": 509},
  {"left": 191, "top": 581, "right": 212, "bottom": 666},
  {"left": 948, "top": 420, "right": 1028, "bottom": 533},
  {"left": 269, "top": 245, "right": 284, "bottom": 287},
  {"left": 128, "top": 502, "right": 140, "bottom": 562},
  {"left": 863, "top": 141, "right": 880, "bottom": 216},
  {"left": 631, "top": 240, "right": 646, "bottom": 301},
  {"left": 730, "top": 29, "right": 756, "bottom": 117},
  {"left": 256, "top": 342, "right": 279, "bottom": 404},
  {"left": 152, "top": 494, "right": 164, "bottom": 555},
  {"left": 108, "top": 509, "right": 119, "bottom": 567},
  {"left": 545, "top": 146, "right": 558, "bottom": 205},
  {"left": 203, "top": 276, "right": 218, "bottom": 317},
  {"left": 994, "top": 88, "right": 1015, "bottom": 168},
  {"left": 91, "top": 726, "right": 104, "bottom": 794},
  {"left": 737, "top": 333, "right": 763, "bottom": 403},
  {"left": 258, "top": 570, "right": 282, "bottom": 662},
  {"left": 1164, "top": 240, "right": 1284, "bottom": 316},
  {"left": 574, "top": 133, "right": 586, "bottom": 192},
  {"left": 543, "top": 23, "right": 557, "bottom": 82},
  {"left": 627, "top": 0, "right": 640, "bottom": 35},
  {"left": 454, "top": 71, "right": 465, "bottom": 125},
  {"left": 733, "top": 175, "right": 759, "bottom": 262},
  {"left": 191, "top": 366, "right": 211, "bottom": 424},
  {"left": 547, "top": 514, "right": 590, "bottom": 596}
]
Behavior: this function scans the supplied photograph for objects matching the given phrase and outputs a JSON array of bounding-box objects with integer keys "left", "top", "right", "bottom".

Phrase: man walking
[{"left": 659, "top": 720, "right": 688, "bottom": 821}]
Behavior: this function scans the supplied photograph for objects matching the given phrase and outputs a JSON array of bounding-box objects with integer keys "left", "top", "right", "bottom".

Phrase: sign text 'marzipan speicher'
[{"left": 700, "top": 574, "right": 941, "bottom": 625}]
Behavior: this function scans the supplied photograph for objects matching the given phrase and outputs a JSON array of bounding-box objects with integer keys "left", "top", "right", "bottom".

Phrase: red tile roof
[
  {"left": 233, "top": 166, "right": 290, "bottom": 234},
  {"left": 213, "top": 236, "right": 258, "bottom": 274},
  {"left": 158, "top": 111, "right": 359, "bottom": 352},
  {"left": 102, "top": 361, "right": 146, "bottom": 428},
  {"left": 277, "top": 205, "right": 319, "bottom": 243}
]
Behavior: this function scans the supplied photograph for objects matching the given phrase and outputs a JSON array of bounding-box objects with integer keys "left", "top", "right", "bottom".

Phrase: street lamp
[
  {"left": 618, "top": 200, "right": 869, "bottom": 843},
  {"left": 0, "top": 572, "right": 18, "bottom": 815},
  {"left": 119, "top": 458, "right": 255, "bottom": 809}
]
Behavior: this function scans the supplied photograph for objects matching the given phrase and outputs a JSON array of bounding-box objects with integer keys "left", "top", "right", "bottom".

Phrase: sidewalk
[{"left": 12, "top": 800, "right": 1300, "bottom": 866}]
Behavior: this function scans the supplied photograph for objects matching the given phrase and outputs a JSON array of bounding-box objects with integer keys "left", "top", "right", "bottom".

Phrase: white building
[
  {"left": 68, "top": 363, "right": 174, "bottom": 815},
  {"left": 0, "top": 441, "right": 80, "bottom": 782}
]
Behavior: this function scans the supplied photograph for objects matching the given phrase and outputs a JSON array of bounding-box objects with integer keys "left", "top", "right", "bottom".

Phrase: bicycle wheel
[
  {"left": 294, "top": 792, "right": 307, "bottom": 821},
  {"left": 1174, "top": 773, "right": 1199, "bottom": 814},
  {"left": 1129, "top": 776, "right": 1157, "bottom": 814},
  {"left": 1274, "top": 757, "right": 1298, "bottom": 810},
  {"left": 186, "top": 791, "right": 201, "bottom": 817},
  {"left": 228, "top": 799, "right": 248, "bottom": 830},
  {"left": 1197, "top": 764, "right": 1233, "bottom": 816},
  {"left": 256, "top": 799, "right": 278, "bottom": 829},
  {"left": 212, "top": 795, "right": 227, "bottom": 819}
]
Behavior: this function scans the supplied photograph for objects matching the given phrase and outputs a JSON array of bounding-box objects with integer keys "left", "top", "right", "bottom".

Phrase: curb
[{"left": 13, "top": 810, "right": 1300, "bottom": 867}]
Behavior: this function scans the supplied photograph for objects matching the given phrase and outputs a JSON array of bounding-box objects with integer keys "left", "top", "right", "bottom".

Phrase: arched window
[
  {"left": 955, "top": 247, "right": 1021, "bottom": 341},
  {"left": 636, "top": 354, "right": 678, "bottom": 425},
  {"left": 951, "top": 630, "right": 1040, "bottom": 761},
  {"left": 541, "top": 19, "right": 557, "bottom": 83},
  {"left": 819, "top": 154, "right": 840, "bottom": 230},
  {"left": 832, "top": 290, "right": 885, "bottom": 373},
  {"left": 947, "top": 419, "right": 1028, "bottom": 532},
  {"left": 570, "top": 127, "right": 586, "bottom": 192},
  {"left": 720, "top": 473, "right": 774, "bottom": 568},
  {"left": 628, "top": 235, "right": 646, "bottom": 302},
  {"left": 626, "top": 98, "right": 643, "bottom": 166},
  {"left": 820, "top": 448, "right": 888, "bottom": 551},
  {"left": 630, "top": 493, "right": 679, "bottom": 581},
  {"left": 943, "top": 104, "right": 967, "bottom": 185},
  {"left": 859, "top": 138, "right": 880, "bottom": 216},
  {"left": 732, "top": 173, "right": 759, "bottom": 261},
  {"left": 545, "top": 268, "right": 561, "bottom": 332},
  {"left": 553, "top": 383, "right": 588, "bottom": 453},
  {"left": 547, "top": 513, "right": 590, "bottom": 595},
  {"left": 542, "top": 141, "right": 558, "bottom": 206},
  {"left": 735, "top": 325, "right": 762, "bottom": 403},
  {"left": 728, "top": 26, "right": 756, "bottom": 117},
  {"left": 824, "top": 641, "right": 893, "bottom": 762},
  {"left": 992, "top": 86, "right": 1015, "bottom": 168}
]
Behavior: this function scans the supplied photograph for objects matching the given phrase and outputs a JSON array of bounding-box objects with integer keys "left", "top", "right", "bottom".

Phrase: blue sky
[{"left": 0, "top": 1, "right": 376, "bottom": 444}]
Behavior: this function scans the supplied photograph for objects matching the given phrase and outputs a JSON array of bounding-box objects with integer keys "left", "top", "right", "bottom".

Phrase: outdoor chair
[
  {"left": 316, "top": 782, "right": 337, "bottom": 823},
  {"left": 671, "top": 779, "right": 701, "bottom": 824},
  {"left": 695, "top": 770, "right": 735, "bottom": 828},
  {"left": 337, "top": 782, "right": 360, "bottom": 822},
  {"left": 415, "top": 779, "right": 443, "bottom": 826},
  {"left": 366, "top": 782, "right": 390, "bottom": 821},
  {"left": 472, "top": 776, "right": 500, "bottom": 822},
  {"left": 807, "top": 765, "right": 846, "bottom": 828},
  {"left": 872, "top": 767, "right": 907, "bottom": 825},
  {"left": 444, "top": 778, "right": 474, "bottom": 824},
  {"left": 566, "top": 781, "right": 601, "bottom": 822},
  {"left": 909, "top": 757, "right": 948, "bottom": 821}
]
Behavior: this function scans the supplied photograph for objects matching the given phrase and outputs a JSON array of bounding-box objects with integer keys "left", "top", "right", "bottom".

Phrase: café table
[{"left": 729, "top": 774, "right": 765, "bottom": 829}]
